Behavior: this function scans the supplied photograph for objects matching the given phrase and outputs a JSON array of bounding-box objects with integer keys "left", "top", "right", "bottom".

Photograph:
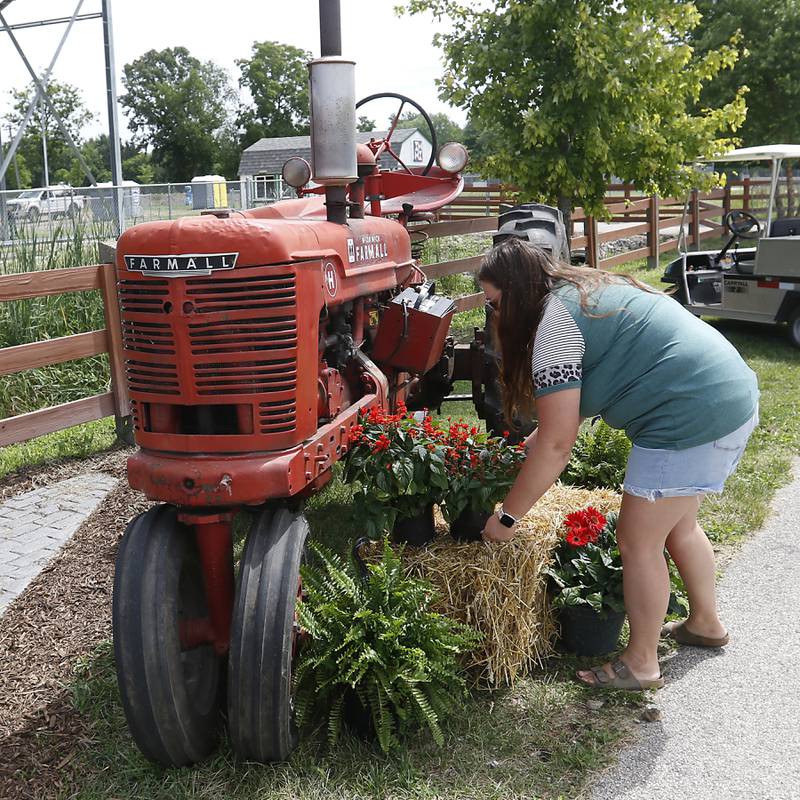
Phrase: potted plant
[
  {"left": 546, "top": 507, "right": 627, "bottom": 656},
  {"left": 293, "top": 539, "right": 481, "bottom": 752},
  {"left": 440, "top": 423, "right": 526, "bottom": 541},
  {"left": 343, "top": 402, "right": 449, "bottom": 545}
]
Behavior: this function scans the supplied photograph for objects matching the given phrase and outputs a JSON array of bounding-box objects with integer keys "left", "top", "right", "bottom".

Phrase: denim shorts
[{"left": 623, "top": 409, "right": 759, "bottom": 502}]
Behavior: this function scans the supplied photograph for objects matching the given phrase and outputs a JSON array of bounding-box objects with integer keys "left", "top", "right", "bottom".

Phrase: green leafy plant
[
  {"left": 439, "top": 421, "right": 526, "bottom": 522},
  {"left": 547, "top": 508, "right": 689, "bottom": 617},
  {"left": 546, "top": 508, "right": 625, "bottom": 617},
  {"left": 293, "top": 540, "right": 482, "bottom": 753},
  {"left": 343, "top": 403, "right": 450, "bottom": 537},
  {"left": 561, "top": 419, "right": 631, "bottom": 490}
]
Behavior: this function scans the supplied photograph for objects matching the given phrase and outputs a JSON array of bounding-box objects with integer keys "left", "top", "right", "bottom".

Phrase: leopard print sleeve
[{"left": 532, "top": 294, "right": 585, "bottom": 396}]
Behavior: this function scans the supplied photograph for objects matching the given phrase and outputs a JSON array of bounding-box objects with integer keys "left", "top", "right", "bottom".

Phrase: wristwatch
[{"left": 496, "top": 506, "right": 517, "bottom": 528}]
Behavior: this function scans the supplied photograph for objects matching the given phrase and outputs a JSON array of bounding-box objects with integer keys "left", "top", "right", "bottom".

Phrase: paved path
[
  {"left": 589, "top": 462, "right": 800, "bottom": 800},
  {"left": 0, "top": 473, "right": 118, "bottom": 615}
]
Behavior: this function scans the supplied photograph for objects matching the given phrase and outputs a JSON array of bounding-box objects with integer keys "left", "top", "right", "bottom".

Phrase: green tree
[
  {"left": 237, "top": 41, "right": 311, "bottom": 148},
  {"left": 122, "top": 151, "right": 155, "bottom": 184},
  {"left": 6, "top": 80, "right": 94, "bottom": 187},
  {"left": 357, "top": 114, "right": 376, "bottom": 132},
  {"left": 404, "top": 0, "right": 747, "bottom": 235},
  {"left": 462, "top": 114, "right": 503, "bottom": 170},
  {"left": 395, "top": 110, "right": 464, "bottom": 149},
  {"left": 121, "top": 47, "right": 232, "bottom": 181},
  {"left": 693, "top": 0, "right": 800, "bottom": 146},
  {"left": 67, "top": 135, "right": 112, "bottom": 186}
]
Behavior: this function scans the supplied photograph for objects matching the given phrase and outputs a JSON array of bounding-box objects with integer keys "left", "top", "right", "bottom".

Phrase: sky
[{"left": 0, "top": 0, "right": 464, "bottom": 144}]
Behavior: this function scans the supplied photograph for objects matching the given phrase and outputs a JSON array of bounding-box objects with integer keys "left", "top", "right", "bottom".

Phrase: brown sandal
[
  {"left": 577, "top": 658, "right": 665, "bottom": 691},
  {"left": 661, "top": 620, "right": 729, "bottom": 648}
]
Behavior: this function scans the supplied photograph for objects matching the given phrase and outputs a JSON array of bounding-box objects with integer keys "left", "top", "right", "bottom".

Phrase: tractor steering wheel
[
  {"left": 355, "top": 92, "right": 438, "bottom": 176},
  {"left": 724, "top": 210, "right": 762, "bottom": 240}
]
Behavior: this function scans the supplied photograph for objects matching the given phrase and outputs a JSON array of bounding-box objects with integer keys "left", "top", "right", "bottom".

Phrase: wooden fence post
[
  {"left": 743, "top": 177, "right": 751, "bottom": 213},
  {"left": 647, "top": 195, "right": 660, "bottom": 269},
  {"left": 723, "top": 183, "right": 732, "bottom": 217},
  {"left": 690, "top": 189, "right": 700, "bottom": 249},
  {"left": 586, "top": 215, "right": 599, "bottom": 268},
  {"left": 98, "top": 248, "right": 133, "bottom": 445}
]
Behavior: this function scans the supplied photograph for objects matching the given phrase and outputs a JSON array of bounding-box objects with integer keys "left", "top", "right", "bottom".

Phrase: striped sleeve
[{"left": 531, "top": 293, "right": 585, "bottom": 397}]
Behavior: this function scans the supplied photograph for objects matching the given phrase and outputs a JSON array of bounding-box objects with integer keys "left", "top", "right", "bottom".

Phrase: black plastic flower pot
[
  {"left": 450, "top": 507, "right": 493, "bottom": 542},
  {"left": 392, "top": 503, "right": 436, "bottom": 547},
  {"left": 342, "top": 688, "right": 376, "bottom": 741},
  {"left": 556, "top": 605, "right": 626, "bottom": 657}
]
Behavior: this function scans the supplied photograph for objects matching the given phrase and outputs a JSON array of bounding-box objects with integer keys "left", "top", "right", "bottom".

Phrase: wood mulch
[{"left": 0, "top": 451, "right": 151, "bottom": 800}]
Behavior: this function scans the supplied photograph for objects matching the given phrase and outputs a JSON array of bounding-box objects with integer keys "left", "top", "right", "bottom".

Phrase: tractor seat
[
  {"left": 733, "top": 259, "right": 756, "bottom": 275},
  {"left": 770, "top": 217, "right": 800, "bottom": 237}
]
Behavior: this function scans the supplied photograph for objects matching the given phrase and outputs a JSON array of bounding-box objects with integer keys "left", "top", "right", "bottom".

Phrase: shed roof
[
  {"left": 238, "top": 128, "right": 426, "bottom": 177},
  {"left": 703, "top": 144, "right": 800, "bottom": 163}
]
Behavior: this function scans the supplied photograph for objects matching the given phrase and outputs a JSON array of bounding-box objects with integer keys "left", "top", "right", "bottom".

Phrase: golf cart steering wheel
[
  {"left": 355, "top": 92, "right": 438, "bottom": 176},
  {"left": 724, "top": 210, "right": 762, "bottom": 240}
]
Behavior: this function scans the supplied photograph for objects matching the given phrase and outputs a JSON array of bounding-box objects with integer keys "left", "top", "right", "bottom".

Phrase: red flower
[
  {"left": 372, "top": 434, "right": 390, "bottom": 453},
  {"left": 563, "top": 506, "right": 607, "bottom": 547}
]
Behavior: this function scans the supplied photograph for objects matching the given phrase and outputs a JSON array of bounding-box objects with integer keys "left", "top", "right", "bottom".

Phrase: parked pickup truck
[{"left": 7, "top": 185, "right": 86, "bottom": 222}]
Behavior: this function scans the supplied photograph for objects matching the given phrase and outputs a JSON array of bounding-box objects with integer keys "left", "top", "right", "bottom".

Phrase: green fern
[
  {"left": 293, "top": 539, "right": 482, "bottom": 753},
  {"left": 561, "top": 419, "right": 632, "bottom": 490}
]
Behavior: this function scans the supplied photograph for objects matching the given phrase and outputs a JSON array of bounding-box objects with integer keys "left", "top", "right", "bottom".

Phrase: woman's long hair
[{"left": 478, "top": 237, "right": 656, "bottom": 424}]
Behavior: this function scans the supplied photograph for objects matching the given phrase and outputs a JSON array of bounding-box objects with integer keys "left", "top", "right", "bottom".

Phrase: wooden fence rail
[
  {"left": 1, "top": 179, "right": 793, "bottom": 444},
  {"left": 0, "top": 261, "right": 128, "bottom": 448}
]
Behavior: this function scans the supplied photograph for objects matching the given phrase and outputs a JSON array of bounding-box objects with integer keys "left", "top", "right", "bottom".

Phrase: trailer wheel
[
  {"left": 113, "top": 505, "right": 223, "bottom": 766},
  {"left": 788, "top": 308, "right": 800, "bottom": 348},
  {"left": 228, "top": 507, "right": 308, "bottom": 762}
]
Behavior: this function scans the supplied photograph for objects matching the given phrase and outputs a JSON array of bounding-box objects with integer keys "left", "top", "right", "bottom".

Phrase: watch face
[{"left": 499, "top": 512, "right": 515, "bottom": 528}]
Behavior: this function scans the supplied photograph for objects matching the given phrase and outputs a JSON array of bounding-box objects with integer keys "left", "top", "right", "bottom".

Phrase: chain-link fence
[{"left": 0, "top": 177, "right": 294, "bottom": 247}]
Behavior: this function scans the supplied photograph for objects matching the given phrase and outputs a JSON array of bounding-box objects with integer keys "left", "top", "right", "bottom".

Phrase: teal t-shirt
[{"left": 531, "top": 281, "right": 759, "bottom": 449}]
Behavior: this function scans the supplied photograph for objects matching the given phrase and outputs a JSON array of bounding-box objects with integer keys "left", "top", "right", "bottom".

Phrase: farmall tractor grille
[{"left": 118, "top": 265, "right": 305, "bottom": 448}]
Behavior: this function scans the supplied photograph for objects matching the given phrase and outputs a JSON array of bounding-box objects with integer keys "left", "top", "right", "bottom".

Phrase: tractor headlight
[
  {"left": 437, "top": 142, "right": 469, "bottom": 174},
  {"left": 282, "top": 157, "right": 312, "bottom": 188}
]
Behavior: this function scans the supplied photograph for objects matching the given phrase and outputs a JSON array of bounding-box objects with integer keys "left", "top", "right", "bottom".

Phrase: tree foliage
[
  {"left": 121, "top": 47, "right": 231, "bottom": 181},
  {"left": 236, "top": 40, "right": 311, "bottom": 148},
  {"left": 6, "top": 80, "right": 94, "bottom": 187},
  {"left": 692, "top": 0, "right": 800, "bottom": 146},
  {"left": 395, "top": 110, "right": 464, "bottom": 149},
  {"left": 404, "top": 0, "right": 747, "bottom": 232}
]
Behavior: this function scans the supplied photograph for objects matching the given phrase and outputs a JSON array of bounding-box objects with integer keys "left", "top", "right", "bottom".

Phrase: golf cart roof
[{"left": 703, "top": 145, "right": 800, "bottom": 163}]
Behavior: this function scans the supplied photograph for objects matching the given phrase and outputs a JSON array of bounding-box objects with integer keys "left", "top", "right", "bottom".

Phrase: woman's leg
[
  {"left": 665, "top": 499, "right": 727, "bottom": 639},
  {"left": 578, "top": 492, "right": 699, "bottom": 685}
]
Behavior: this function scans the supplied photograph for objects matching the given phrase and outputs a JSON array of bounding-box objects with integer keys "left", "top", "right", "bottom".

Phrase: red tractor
[{"left": 111, "top": 0, "right": 472, "bottom": 767}]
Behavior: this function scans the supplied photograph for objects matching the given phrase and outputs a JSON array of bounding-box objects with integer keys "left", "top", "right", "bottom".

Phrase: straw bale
[{"left": 401, "top": 483, "right": 620, "bottom": 687}]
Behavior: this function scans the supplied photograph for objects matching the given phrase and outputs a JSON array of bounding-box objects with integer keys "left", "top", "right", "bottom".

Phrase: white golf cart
[{"left": 662, "top": 145, "right": 800, "bottom": 346}]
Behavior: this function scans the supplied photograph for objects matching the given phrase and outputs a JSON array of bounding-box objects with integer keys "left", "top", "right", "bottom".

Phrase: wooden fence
[
  {"left": 0, "top": 260, "right": 129, "bottom": 448},
  {"left": 0, "top": 176, "right": 792, "bottom": 445}
]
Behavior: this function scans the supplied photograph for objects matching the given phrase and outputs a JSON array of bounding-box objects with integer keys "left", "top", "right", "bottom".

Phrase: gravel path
[{"left": 589, "top": 460, "right": 800, "bottom": 800}]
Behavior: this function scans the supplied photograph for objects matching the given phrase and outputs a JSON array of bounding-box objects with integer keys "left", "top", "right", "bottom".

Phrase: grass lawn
[{"left": 5, "top": 237, "right": 800, "bottom": 799}]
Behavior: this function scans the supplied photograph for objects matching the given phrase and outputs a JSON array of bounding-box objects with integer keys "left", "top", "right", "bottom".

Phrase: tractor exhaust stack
[{"left": 310, "top": 0, "right": 357, "bottom": 224}]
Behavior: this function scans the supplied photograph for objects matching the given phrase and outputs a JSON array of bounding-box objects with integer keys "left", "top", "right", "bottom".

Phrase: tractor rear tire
[
  {"left": 227, "top": 507, "right": 308, "bottom": 762},
  {"left": 113, "top": 505, "right": 224, "bottom": 766}
]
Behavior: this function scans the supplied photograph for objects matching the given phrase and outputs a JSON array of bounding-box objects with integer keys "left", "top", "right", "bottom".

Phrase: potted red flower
[
  {"left": 545, "top": 507, "right": 627, "bottom": 656},
  {"left": 439, "top": 423, "right": 526, "bottom": 541},
  {"left": 343, "top": 402, "right": 449, "bottom": 546}
]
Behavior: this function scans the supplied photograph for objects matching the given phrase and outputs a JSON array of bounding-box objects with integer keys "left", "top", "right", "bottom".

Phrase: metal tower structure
[{"left": 0, "top": 0, "right": 125, "bottom": 234}]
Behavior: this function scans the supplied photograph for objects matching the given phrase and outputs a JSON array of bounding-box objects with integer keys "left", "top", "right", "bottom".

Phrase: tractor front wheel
[
  {"left": 227, "top": 507, "right": 308, "bottom": 762},
  {"left": 113, "top": 505, "right": 224, "bottom": 766}
]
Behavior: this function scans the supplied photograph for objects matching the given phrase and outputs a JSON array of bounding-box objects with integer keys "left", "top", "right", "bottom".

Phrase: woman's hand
[{"left": 482, "top": 513, "right": 516, "bottom": 543}]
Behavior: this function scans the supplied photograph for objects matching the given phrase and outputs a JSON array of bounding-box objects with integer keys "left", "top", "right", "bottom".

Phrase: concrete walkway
[
  {"left": 589, "top": 462, "right": 800, "bottom": 800},
  {"left": 0, "top": 473, "right": 118, "bottom": 615}
]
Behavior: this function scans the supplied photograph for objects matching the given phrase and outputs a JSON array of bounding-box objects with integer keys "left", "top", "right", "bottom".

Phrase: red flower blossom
[
  {"left": 372, "top": 434, "right": 390, "bottom": 453},
  {"left": 563, "top": 506, "right": 607, "bottom": 547}
]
